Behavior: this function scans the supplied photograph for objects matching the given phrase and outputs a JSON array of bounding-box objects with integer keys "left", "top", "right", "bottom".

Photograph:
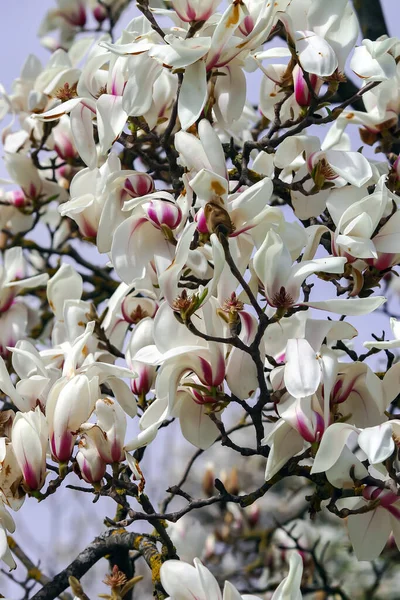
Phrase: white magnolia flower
[{"left": 160, "top": 553, "right": 303, "bottom": 600}]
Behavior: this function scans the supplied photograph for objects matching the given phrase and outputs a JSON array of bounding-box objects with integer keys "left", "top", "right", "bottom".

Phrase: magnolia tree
[{"left": 1, "top": 0, "right": 400, "bottom": 598}]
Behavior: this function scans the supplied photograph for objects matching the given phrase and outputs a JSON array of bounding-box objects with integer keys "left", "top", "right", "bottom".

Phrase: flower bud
[
  {"left": 145, "top": 200, "right": 182, "bottom": 230},
  {"left": 76, "top": 434, "right": 106, "bottom": 483},
  {"left": 126, "top": 318, "right": 157, "bottom": 397},
  {"left": 195, "top": 207, "right": 209, "bottom": 234},
  {"left": 93, "top": 3, "right": 107, "bottom": 22},
  {"left": 123, "top": 173, "right": 154, "bottom": 198},
  {"left": 130, "top": 362, "right": 156, "bottom": 397},
  {"left": 62, "top": 1, "right": 87, "bottom": 27},
  {"left": 202, "top": 463, "right": 215, "bottom": 497},
  {"left": 293, "top": 64, "right": 320, "bottom": 107},
  {"left": 93, "top": 397, "right": 127, "bottom": 464},
  {"left": 11, "top": 406, "right": 48, "bottom": 491},
  {"left": 47, "top": 374, "right": 99, "bottom": 463},
  {"left": 121, "top": 294, "right": 157, "bottom": 325},
  {"left": 8, "top": 190, "right": 26, "bottom": 209}
]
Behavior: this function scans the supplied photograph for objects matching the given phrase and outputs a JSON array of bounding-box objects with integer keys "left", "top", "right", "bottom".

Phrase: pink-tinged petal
[
  {"left": 177, "top": 392, "right": 220, "bottom": 450},
  {"left": 311, "top": 423, "right": 359, "bottom": 474},
  {"left": 146, "top": 200, "right": 182, "bottom": 230},
  {"left": 178, "top": 60, "right": 207, "bottom": 131},
  {"left": 172, "top": 0, "right": 220, "bottom": 23},
  {"left": 358, "top": 423, "right": 395, "bottom": 464},
  {"left": 51, "top": 430, "right": 75, "bottom": 463},
  {"left": 285, "top": 339, "right": 320, "bottom": 398},
  {"left": 347, "top": 507, "right": 391, "bottom": 561},
  {"left": 293, "top": 64, "right": 319, "bottom": 107},
  {"left": 206, "top": 0, "right": 246, "bottom": 69},
  {"left": 303, "top": 296, "right": 386, "bottom": 315},
  {"left": 96, "top": 94, "right": 128, "bottom": 155},
  {"left": 70, "top": 102, "right": 97, "bottom": 169}
]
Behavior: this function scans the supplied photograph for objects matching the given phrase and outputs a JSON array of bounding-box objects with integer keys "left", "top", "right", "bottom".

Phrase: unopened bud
[
  {"left": 225, "top": 467, "right": 239, "bottom": 495},
  {"left": 202, "top": 463, "right": 215, "bottom": 497},
  {"left": 204, "top": 201, "right": 235, "bottom": 237}
]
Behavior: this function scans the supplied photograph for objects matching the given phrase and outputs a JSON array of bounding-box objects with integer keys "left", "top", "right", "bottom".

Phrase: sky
[{"left": 0, "top": 0, "right": 399, "bottom": 598}]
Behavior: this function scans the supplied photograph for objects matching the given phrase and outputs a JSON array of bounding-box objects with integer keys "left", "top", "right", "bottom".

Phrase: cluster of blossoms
[{"left": 1, "top": 0, "right": 400, "bottom": 598}]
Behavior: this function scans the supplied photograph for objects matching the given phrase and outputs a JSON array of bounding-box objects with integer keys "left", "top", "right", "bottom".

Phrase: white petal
[
  {"left": 178, "top": 394, "right": 220, "bottom": 450},
  {"left": 47, "top": 264, "right": 83, "bottom": 320},
  {"left": 285, "top": 339, "right": 320, "bottom": 398},
  {"left": 178, "top": 60, "right": 207, "bottom": 131},
  {"left": 347, "top": 507, "right": 391, "bottom": 561},
  {"left": 358, "top": 423, "right": 395, "bottom": 464},
  {"left": 303, "top": 296, "right": 386, "bottom": 315},
  {"left": 96, "top": 94, "right": 128, "bottom": 155},
  {"left": 160, "top": 560, "right": 207, "bottom": 600},
  {"left": 295, "top": 30, "right": 337, "bottom": 77},
  {"left": 311, "top": 423, "right": 359, "bottom": 474},
  {"left": 70, "top": 102, "right": 97, "bottom": 169}
]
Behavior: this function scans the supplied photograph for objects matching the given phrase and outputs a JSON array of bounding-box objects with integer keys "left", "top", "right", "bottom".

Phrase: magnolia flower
[
  {"left": 327, "top": 177, "right": 400, "bottom": 262},
  {"left": 253, "top": 230, "right": 386, "bottom": 316},
  {"left": 347, "top": 486, "right": 400, "bottom": 561},
  {"left": 46, "top": 374, "right": 99, "bottom": 463},
  {"left": 111, "top": 190, "right": 185, "bottom": 286},
  {"left": 160, "top": 553, "right": 303, "bottom": 600},
  {"left": 125, "top": 299, "right": 226, "bottom": 450},
  {"left": 351, "top": 37, "right": 399, "bottom": 81},
  {"left": 126, "top": 318, "right": 157, "bottom": 398},
  {"left": 11, "top": 407, "right": 48, "bottom": 491},
  {"left": 82, "top": 397, "right": 127, "bottom": 464},
  {"left": 76, "top": 434, "right": 106, "bottom": 484}
]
